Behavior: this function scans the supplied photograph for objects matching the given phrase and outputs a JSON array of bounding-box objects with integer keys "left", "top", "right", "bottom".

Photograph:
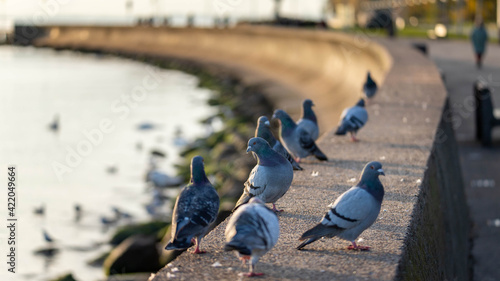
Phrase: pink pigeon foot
[
  {"left": 295, "top": 157, "right": 301, "bottom": 163},
  {"left": 347, "top": 241, "right": 370, "bottom": 251},
  {"left": 242, "top": 272, "right": 264, "bottom": 277},
  {"left": 271, "top": 203, "right": 283, "bottom": 213},
  {"left": 191, "top": 248, "right": 206, "bottom": 254},
  {"left": 350, "top": 133, "right": 359, "bottom": 142},
  {"left": 191, "top": 238, "right": 206, "bottom": 254}
]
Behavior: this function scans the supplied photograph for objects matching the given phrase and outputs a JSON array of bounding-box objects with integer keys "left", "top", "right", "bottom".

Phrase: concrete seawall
[{"left": 25, "top": 26, "right": 469, "bottom": 280}]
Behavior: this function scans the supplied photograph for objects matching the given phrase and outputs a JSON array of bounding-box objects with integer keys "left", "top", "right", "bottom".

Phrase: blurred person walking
[{"left": 470, "top": 20, "right": 489, "bottom": 69}]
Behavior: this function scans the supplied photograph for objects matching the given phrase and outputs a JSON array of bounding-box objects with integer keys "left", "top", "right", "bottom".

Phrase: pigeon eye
[
  {"left": 370, "top": 166, "right": 374, "bottom": 170},
  {"left": 253, "top": 142, "right": 257, "bottom": 145}
]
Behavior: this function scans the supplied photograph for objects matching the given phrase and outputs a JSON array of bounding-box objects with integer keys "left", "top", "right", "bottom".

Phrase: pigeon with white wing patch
[
  {"left": 335, "top": 98, "right": 368, "bottom": 142},
  {"left": 297, "top": 161, "right": 385, "bottom": 251},
  {"left": 255, "top": 116, "right": 303, "bottom": 171},
  {"left": 225, "top": 197, "right": 279, "bottom": 277},
  {"left": 233, "top": 137, "right": 293, "bottom": 212},
  {"left": 297, "top": 99, "right": 319, "bottom": 141},
  {"left": 273, "top": 109, "right": 328, "bottom": 162},
  {"left": 165, "top": 156, "right": 219, "bottom": 254}
]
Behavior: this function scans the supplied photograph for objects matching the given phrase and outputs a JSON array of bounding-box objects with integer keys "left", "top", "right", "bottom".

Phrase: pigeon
[
  {"left": 137, "top": 122, "right": 155, "bottom": 130},
  {"left": 225, "top": 197, "right": 280, "bottom": 277},
  {"left": 112, "top": 207, "right": 133, "bottom": 220},
  {"left": 43, "top": 229, "right": 54, "bottom": 243},
  {"left": 297, "top": 161, "right": 385, "bottom": 251},
  {"left": 297, "top": 99, "right": 319, "bottom": 141},
  {"left": 363, "top": 71, "right": 378, "bottom": 99},
  {"left": 255, "top": 116, "right": 303, "bottom": 170},
  {"left": 150, "top": 149, "right": 167, "bottom": 158},
  {"left": 234, "top": 137, "right": 293, "bottom": 212},
  {"left": 100, "top": 216, "right": 117, "bottom": 226},
  {"left": 272, "top": 109, "right": 328, "bottom": 162},
  {"left": 145, "top": 166, "right": 182, "bottom": 188},
  {"left": 48, "top": 114, "right": 59, "bottom": 132},
  {"left": 166, "top": 156, "right": 220, "bottom": 254},
  {"left": 335, "top": 99, "right": 368, "bottom": 142},
  {"left": 34, "top": 204, "right": 45, "bottom": 215},
  {"left": 74, "top": 204, "right": 82, "bottom": 222}
]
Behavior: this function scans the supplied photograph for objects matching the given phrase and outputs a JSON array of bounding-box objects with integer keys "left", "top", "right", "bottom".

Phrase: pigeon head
[
  {"left": 247, "top": 137, "right": 283, "bottom": 166},
  {"left": 246, "top": 137, "right": 271, "bottom": 154},
  {"left": 302, "top": 99, "right": 317, "bottom": 122},
  {"left": 272, "top": 109, "right": 296, "bottom": 135},
  {"left": 366, "top": 71, "right": 375, "bottom": 85},
  {"left": 256, "top": 116, "right": 276, "bottom": 146},
  {"left": 358, "top": 161, "right": 385, "bottom": 201},
  {"left": 303, "top": 99, "right": 314, "bottom": 108},
  {"left": 258, "top": 116, "right": 270, "bottom": 127},
  {"left": 190, "top": 155, "right": 209, "bottom": 185},
  {"left": 356, "top": 98, "right": 366, "bottom": 107},
  {"left": 360, "top": 161, "right": 385, "bottom": 179}
]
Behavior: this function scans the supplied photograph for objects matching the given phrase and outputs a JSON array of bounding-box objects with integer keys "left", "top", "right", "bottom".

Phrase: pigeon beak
[
  {"left": 246, "top": 146, "right": 252, "bottom": 153},
  {"left": 265, "top": 120, "right": 270, "bottom": 126},
  {"left": 378, "top": 168, "right": 385, "bottom": 176}
]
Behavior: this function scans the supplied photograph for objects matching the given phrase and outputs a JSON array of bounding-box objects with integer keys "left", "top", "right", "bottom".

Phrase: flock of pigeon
[{"left": 165, "top": 72, "right": 384, "bottom": 277}]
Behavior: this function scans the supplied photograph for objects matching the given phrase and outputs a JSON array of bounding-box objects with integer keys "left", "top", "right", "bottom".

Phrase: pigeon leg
[
  {"left": 347, "top": 241, "right": 370, "bottom": 251},
  {"left": 271, "top": 203, "right": 284, "bottom": 213},
  {"left": 191, "top": 237, "right": 206, "bottom": 254},
  {"left": 350, "top": 132, "right": 359, "bottom": 142},
  {"left": 295, "top": 157, "right": 302, "bottom": 163},
  {"left": 239, "top": 255, "right": 250, "bottom": 265},
  {"left": 242, "top": 263, "right": 264, "bottom": 277}
]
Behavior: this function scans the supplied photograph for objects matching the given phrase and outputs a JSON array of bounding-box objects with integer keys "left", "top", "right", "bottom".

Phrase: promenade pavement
[{"left": 426, "top": 39, "right": 500, "bottom": 281}]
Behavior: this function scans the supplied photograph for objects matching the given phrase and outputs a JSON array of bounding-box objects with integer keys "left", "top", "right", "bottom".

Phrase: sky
[{"left": 0, "top": 0, "right": 327, "bottom": 24}]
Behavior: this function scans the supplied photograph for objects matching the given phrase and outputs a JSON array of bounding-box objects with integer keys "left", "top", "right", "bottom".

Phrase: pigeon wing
[{"left": 321, "top": 187, "right": 376, "bottom": 230}]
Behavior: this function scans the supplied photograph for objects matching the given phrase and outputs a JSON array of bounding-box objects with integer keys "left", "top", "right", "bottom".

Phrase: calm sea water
[{"left": 0, "top": 46, "right": 217, "bottom": 281}]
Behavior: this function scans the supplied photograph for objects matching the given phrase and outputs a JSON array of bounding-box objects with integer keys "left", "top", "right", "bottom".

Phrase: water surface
[{"left": 0, "top": 46, "right": 216, "bottom": 281}]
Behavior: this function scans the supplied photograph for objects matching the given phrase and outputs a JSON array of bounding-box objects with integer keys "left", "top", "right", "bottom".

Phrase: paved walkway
[{"left": 425, "top": 39, "right": 500, "bottom": 281}]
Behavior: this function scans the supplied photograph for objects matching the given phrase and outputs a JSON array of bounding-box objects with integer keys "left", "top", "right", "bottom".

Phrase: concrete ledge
[
  {"left": 149, "top": 37, "right": 467, "bottom": 280},
  {"left": 27, "top": 26, "right": 469, "bottom": 280}
]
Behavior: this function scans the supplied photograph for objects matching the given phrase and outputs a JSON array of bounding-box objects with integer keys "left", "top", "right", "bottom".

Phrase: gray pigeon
[
  {"left": 272, "top": 109, "right": 328, "bottom": 162},
  {"left": 363, "top": 71, "right": 378, "bottom": 99},
  {"left": 234, "top": 137, "right": 293, "bottom": 212},
  {"left": 225, "top": 197, "right": 280, "bottom": 277},
  {"left": 255, "top": 116, "right": 303, "bottom": 171},
  {"left": 165, "top": 156, "right": 220, "bottom": 254},
  {"left": 335, "top": 98, "right": 368, "bottom": 142},
  {"left": 297, "top": 99, "right": 319, "bottom": 140},
  {"left": 297, "top": 161, "right": 385, "bottom": 251}
]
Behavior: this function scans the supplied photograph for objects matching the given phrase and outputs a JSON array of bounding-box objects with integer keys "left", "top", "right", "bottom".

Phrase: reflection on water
[{"left": 0, "top": 46, "right": 217, "bottom": 280}]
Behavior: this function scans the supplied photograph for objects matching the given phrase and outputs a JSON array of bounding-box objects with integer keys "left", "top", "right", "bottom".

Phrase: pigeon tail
[
  {"left": 291, "top": 161, "right": 303, "bottom": 170},
  {"left": 165, "top": 239, "right": 192, "bottom": 250},
  {"left": 233, "top": 193, "right": 252, "bottom": 212},
  {"left": 299, "top": 223, "right": 342, "bottom": 242},
  {"left": 296, "top": 237, "right": 320, "bottom": 250},
  {"left": 312, "top": 146, "right": 328, "bottom": 161},
  {"left": 335, "top": 125, "right": 347, "bottom": 135},
  {"left": 283, "top": 149, "right": 303, "bottom": 170},
  {"left": 224, "top": 241, "right": 252, "bottom": 256}
]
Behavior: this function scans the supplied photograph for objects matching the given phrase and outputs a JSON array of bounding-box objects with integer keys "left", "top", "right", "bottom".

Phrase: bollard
[{"left": 474, "top": 80, "right": 500, "bottom": 146}]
